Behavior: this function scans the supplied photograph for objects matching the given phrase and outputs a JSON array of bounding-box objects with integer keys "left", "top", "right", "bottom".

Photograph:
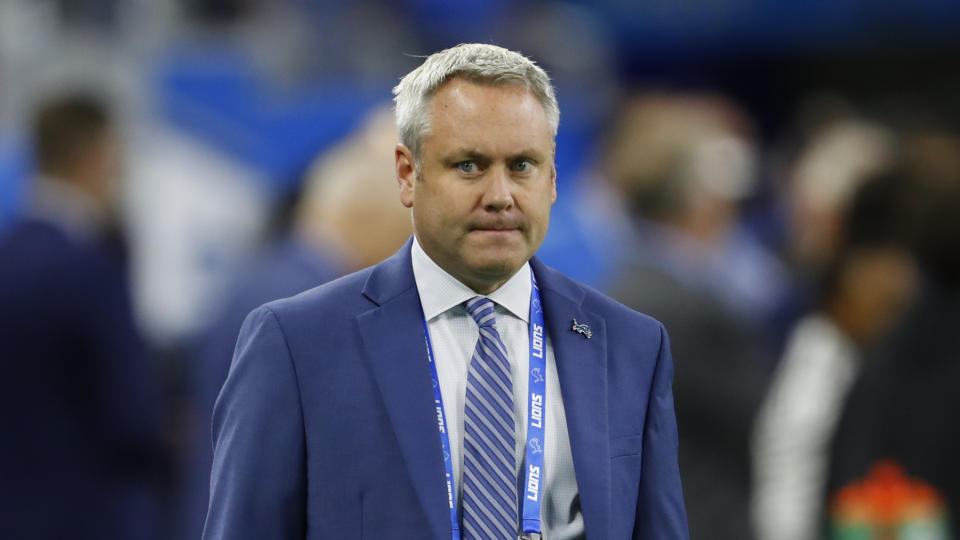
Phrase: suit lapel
[
  {"left": 533, "top": 259, "right": 611, "bottom": 540},
  {"left": 356, "top": 239, "right": 450, "bottom": 540}
]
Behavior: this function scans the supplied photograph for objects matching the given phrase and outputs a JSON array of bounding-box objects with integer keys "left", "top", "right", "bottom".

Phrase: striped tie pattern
[{"left": 462, "top": 296, "right": 518, "bottom": 540}]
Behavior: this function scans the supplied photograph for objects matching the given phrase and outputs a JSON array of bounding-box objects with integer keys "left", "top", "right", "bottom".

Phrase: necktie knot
[{"left": 464, "top": 296, "right": 497, "bottom": 328}]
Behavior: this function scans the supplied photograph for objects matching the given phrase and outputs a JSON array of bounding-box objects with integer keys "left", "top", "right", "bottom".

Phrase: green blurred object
[
  {"left": 831, "top": 522, "right": 874, "bottom": 540},
  {"left": 898, "top": 516, "right": 950, "bottom": 540}
]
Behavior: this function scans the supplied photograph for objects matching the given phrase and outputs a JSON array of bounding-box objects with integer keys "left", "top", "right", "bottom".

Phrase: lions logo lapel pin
[{"left": 571, "top": 318, "right": 592, "bottom": 339}]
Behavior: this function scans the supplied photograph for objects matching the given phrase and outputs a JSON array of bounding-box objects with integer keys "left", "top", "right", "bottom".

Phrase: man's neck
[
  {"left": 460, "top": 275, "right": 511, "bottom": 295},
  {"left": 415, "top": 235, "right": 520, "bottom": 295},
  {"left": 411, "top": 236, "right": 533, "bottom": 323}
]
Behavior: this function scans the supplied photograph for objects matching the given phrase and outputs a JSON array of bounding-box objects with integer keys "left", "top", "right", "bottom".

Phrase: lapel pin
[{"left": 571, "top": 318, "right": 592, "bottom": 339}]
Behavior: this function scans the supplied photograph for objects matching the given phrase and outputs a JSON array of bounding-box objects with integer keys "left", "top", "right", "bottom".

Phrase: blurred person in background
[
  {"left": 782, "top": 116, "right": 896, "bottom": 290},
  {"left": 179, "top": 106, "right": 411, "bottom": 539},
  {"left": 605, "top": 92, "right": 780, "bottom": 540},
  {"left": 0, "top": 93, "right": 165, "bottom": 539},
  {"left": 604, "top": 93, "right": 790, "bottom": 331},
  {"left": 827, "top": 131, "right": 960, "bottom": 532},
  {"left": 753, "top": 169, "right": 918, "bottom": 540}
]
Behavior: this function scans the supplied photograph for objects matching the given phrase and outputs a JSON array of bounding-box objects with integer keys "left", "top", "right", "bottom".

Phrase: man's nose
[{"left": 481, "top": 165, "right": 515, "bottom": 211}]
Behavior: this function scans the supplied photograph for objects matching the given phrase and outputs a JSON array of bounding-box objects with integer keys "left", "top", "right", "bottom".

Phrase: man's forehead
[
  {"left": 431, "top": 77, "right": 534, "bottom": 108},
  {"left": 423, "top": 80, "right": 553, "bottom": 151}
]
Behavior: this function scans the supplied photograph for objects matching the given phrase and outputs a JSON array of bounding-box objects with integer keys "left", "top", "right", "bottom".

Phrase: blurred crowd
[{"left": 2, "top": 1, "right": 960, "bottom": 539}]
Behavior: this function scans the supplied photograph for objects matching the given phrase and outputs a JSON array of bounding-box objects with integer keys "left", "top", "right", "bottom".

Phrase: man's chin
[{"left": 462, "top": 253, "right": 528, "bottom": 282}]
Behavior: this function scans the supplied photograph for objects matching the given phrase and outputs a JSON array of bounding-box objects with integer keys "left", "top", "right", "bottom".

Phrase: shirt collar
[{"left": 411, "top": 236, "right": 531, "bottom": 323}]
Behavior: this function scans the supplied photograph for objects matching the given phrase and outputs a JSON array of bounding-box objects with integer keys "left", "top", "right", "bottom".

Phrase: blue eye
[
  {"left": 458, "top": 161, "right": 478, "bottom": 174},
  {"left": 513, "top": 160, "right": 532, "bottom": 172}
]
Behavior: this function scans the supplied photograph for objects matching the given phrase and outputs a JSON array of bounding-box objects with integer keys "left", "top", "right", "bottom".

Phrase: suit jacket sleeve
[
  {"left": 634, "top": 323, "right": 689, "bottom": 539},
  {"left": 203, "top": 306, "right": 307, "bottom": 540}
]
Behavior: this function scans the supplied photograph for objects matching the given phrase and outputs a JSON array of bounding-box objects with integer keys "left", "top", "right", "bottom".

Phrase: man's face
[{"left": 396, "top": 78, "right": 557, "bottom": 293}]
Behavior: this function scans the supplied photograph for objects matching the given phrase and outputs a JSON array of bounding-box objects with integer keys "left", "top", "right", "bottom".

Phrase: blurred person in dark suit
[
  {"left": 753, "top": 170, "right": 918, "bottom": 540},
  {"left": 828, "top": 133, "right": 960, "bottom": 529},
  {"left": 605, "top": 93, "right": 778, "bottom": 540},
  {"left": 0, "top": 94, "right": 164, "bottom": 539},
  {"left": 178, "top": 107, "right": 412, "bottom": 539}
]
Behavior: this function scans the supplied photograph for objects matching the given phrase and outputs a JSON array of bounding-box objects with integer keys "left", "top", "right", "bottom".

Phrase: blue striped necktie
[{"left": 462, "top": 296, "right": 518, "bottom": 540}]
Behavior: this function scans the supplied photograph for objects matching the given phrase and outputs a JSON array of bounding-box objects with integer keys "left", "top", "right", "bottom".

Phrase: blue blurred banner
[
  {"left": 155, "top": 44, "right": 384, "bottom": 193},
  {"left": 0, "top": 133, "right": 30, "bottom": 228}
]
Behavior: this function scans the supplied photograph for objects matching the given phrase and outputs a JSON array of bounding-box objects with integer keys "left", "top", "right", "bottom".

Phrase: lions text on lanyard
[
  {"left": 527, "top": 322, "right": 545, "bottom": 505},
  {"left": 421, "top": 273, "right": 548, "bottom": 540}
]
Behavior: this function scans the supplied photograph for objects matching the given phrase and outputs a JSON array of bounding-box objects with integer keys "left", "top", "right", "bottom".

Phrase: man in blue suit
[{"left": 205, "top": 43, "right": 688, "bottom": 539}]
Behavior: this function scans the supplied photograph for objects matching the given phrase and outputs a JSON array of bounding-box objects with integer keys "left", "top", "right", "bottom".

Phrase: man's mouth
[
  {"left": 469, "top": 220, "right": 523, "bottom": 232},
  {"left": 469, "top": 227, "right": 522, "bottom": 237},
  {"left": 468, "top": 226, "right": 523, "bottom": 242}
]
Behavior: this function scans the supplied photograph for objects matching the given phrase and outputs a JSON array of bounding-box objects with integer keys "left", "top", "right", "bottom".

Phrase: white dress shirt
[{"left": 411, "top": 238, "right": 584, "bottom": 539}]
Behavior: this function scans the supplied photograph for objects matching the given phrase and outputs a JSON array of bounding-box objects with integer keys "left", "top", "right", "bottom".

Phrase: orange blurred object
[{"left": 829, "top": 460, "right": 951, "bottom": 539}]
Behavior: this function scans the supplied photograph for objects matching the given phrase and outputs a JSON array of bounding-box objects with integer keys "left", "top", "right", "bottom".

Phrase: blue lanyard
[
  {"left": 421, "top": 272, "right": 546, "bottom": 540},
  {"left": 421, "top": 315, "right": 460, "bottom": 540},
  {"left": 523, "top": 274, "right": 547, "bottom": 535}
]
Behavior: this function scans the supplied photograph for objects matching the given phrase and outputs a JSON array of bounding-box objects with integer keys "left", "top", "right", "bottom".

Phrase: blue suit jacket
[
  {"left": 204, "top": 239, "right": 688, "bottom": 539},
  {"left": 0, "top": 218, "right": 163, "bottom": 540}
]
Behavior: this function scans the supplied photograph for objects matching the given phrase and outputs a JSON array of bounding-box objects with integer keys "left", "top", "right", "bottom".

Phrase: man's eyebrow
[
  {"left": 439, "top": 148, "right": 550, "bottom": 167},
  {"left": 507, "top": 149, "right": 548, "bottom": 162},
  {"left": 441, "top": 149, "right": 491, "bottom": 165}
]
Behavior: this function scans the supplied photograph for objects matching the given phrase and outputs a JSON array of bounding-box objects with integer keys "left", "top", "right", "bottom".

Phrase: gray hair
[{"left": 393, "top": 43, "right": 559, "bottom": 166}]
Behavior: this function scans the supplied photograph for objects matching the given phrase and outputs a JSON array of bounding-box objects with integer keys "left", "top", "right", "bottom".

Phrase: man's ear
[
  {"left": 549, "top": 153, "right": 558, "bottom": 205},
  {"left": 396, "top": 144, "right": 416, "bottom": 209}
]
